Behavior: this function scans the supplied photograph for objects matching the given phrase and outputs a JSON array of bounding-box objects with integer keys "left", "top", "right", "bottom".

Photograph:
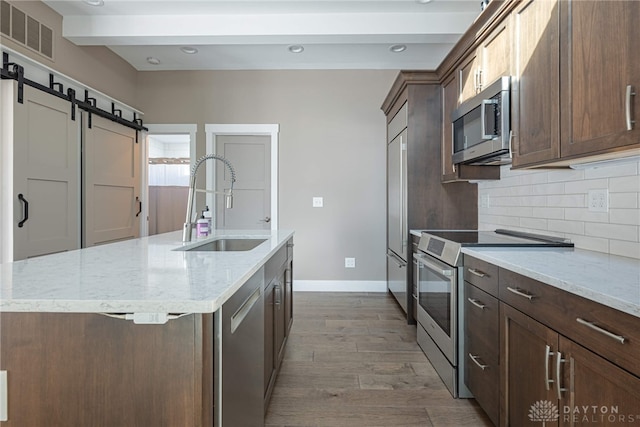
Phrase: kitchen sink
[{"left": 179, "top": 238, "right": 267, "bottom": 252}]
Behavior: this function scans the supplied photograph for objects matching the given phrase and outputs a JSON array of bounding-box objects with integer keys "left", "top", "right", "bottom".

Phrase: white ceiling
[{"left": 42, "top": 0, "right": 483, "bottom": 71}]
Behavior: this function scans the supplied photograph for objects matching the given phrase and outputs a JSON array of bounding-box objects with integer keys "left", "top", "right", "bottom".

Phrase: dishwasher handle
[{"left": 231, "top": 285, "right": 262, "bottom": 334}]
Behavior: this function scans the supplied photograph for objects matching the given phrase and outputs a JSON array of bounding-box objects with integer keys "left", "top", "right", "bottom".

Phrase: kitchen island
[{"left": 0, "top": 229, "right": 294, "bottom": 427}]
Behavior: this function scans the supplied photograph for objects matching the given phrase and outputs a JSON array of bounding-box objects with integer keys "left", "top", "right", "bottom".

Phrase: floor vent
[{"left": 0, "top": 1, "right": 54, "bottom": 60}]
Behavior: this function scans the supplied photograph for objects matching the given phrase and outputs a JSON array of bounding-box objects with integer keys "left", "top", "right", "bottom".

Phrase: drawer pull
[
  {"left": 468, "top": 353, "right": 489, "bottom": 370},
  {"left": 467, "top": 298, "right": 486, "bottom": 310},
  {"left": 469, "top": 353, "right": 489, "bottom": 371},
  {"left": 506, "top": 286, "right": 534, "bottom": 301},
  {"left": 576, "top": 318, "right": 626, "bottom": 344},
  {"left": 467, "top": 268, "right": 487, "bottom": 278}
]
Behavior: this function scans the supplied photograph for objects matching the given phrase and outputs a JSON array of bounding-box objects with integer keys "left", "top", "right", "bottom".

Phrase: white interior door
[
  {"left": 215, "top": 135, "right": 271, "bottom": 229},
  {"left": 10, "top": 82, "right": 80, "bottom": 260},
  {"left": 83, "top": 113, "right": 140, "bottom": 246}
]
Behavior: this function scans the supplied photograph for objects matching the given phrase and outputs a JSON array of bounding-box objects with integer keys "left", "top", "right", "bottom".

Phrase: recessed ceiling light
[
  {"left": 146, "top": 57, "right": 161, "bottom": 65},
  {"left": 390, "top": 44, "right": 407, "bottom": 53},
  {"left": 288, "top": 45, "right": 304, "bottom": 54},
  {"left": 83, "top": 0, "right": 104, "bottom": 6},
  {"left": 180, "top": 46, "right": 198, "bottom": 54},
  {"left": 416, "top": 0, "right": 433, "bottom": 3}
]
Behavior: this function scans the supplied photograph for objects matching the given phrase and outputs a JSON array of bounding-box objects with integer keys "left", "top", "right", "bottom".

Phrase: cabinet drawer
[
  {"left": 465, "top": 282, "right": 500, "bottom": 359},
  {"left": 465, "top": 347, "right": 499, "bottom": 427},
  {"left": 463, "top": 256, "right": 499, "bottom": 296},
  {"left": 499, "top": 268, "right": 640, "bottom": 378}
]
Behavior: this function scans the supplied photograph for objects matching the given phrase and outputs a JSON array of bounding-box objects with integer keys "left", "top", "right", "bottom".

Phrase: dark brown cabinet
[
  {"left": 463, "top": 256, "right": 640, "bottom": 426},
  {"left": 511, "top": 0, "right": 561, "bottom": 168},
  {"left": 558, "top": 0, "right": 640, "bottom": 162},
  {"left": 263, "top": 239, "right": 294, "bottom": 409},
  {"left": 512, "top": 0, "right": 640, "bottom": 168}
]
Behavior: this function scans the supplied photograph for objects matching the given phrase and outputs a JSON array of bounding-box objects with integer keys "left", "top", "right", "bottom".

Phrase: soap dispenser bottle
[
  {"left": 196, "top": 211, "right": 209, "bottom": 238},
  {"left": 203, "top": 205, "right": 213, "bottom": 231}
]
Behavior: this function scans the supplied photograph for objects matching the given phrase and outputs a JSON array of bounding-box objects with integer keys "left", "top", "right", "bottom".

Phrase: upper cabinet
[
  {"left": 511, "top": 0, "right": 561, "bottom": 167},
  {"left": 559, "top": 0, "right": 640, "bottom": 160},
  {"left": 513, "top": 0, "right": 639, "bottom": 167},
  {"left": 439, "top": 0, "right": 639, "bottom": 172}
]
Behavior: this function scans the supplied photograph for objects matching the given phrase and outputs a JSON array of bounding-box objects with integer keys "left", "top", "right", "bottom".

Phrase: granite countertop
[
  {"left": 0, "top": 229, "right": 294, "bottom": 314},
  {"left": 462, "top": 247, "right": 640, "bottom": 318}
]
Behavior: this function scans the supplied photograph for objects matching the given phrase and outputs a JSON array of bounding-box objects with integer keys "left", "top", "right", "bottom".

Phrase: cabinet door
[
  {"left": 264, "top": 280, "right": 276, "bottom": 403},
  {"left": 275, "top": 269, "right": 287, "bottom": 364},
  {"left": 441, "top": 73, "right": 459, "bottom": 182},
  {"left": 459, "top": 52, "right": 480, "bottom": 103},
  {"left": 558, "top": 336, "right": 640, "bottom": 427},
  {"left": 501, "top": 303, "right": 559, "bottom": 427},
  {"left": 511, "top": 0, "right": 561, "bottom": 168},
  {"left": 479, "top": 18, "right": 512, "bottom": 90},
  {"left": 559, "top": 0, "right": 640, "bottom": 159},
  {"left": 83, "top": 113, "right": 140, "bottom": 247},
  {"left": 10, "top": 83, "right": 80, "bottom": 260}
]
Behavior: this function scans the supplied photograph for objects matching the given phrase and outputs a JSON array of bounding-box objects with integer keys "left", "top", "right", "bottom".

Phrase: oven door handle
[
  {"left": 414, "top": 253, "right": 454, "bottom": 277},
  {"left": 387, "top": 251, "right": 407, "bottom": 267}
]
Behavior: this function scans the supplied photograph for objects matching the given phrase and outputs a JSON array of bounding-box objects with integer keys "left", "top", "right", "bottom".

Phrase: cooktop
[{"left": 417, "top": 229, "right": 573, "bottom": 266}]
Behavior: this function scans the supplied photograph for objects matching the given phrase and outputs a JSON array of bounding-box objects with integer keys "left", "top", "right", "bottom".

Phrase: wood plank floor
[{"left": 265, "top": 292, "right": 493, "bottom": 427}]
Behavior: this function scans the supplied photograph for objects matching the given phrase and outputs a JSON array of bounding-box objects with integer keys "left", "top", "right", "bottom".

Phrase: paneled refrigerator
[{"left": 386, "top": 113, "right": 408, "bottom": 314}]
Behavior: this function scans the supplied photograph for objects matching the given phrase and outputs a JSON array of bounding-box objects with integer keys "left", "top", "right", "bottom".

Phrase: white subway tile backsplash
[
  {"left": 610, "top": 193, "right": 638, "bottom": 209},
  {"left": 478, "top": 164, "right": 640, "bottom": 259}
]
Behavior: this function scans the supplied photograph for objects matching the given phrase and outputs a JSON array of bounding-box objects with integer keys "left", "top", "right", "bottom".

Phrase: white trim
[
  {"left": 294, "top": 280, "right": 388, "bottom": 293},
  {"left": 144, "top": 124, "right": 198, "bottom": 237},
  {"left": 205, "top": 124, "right": 279, "bottom": 230}
]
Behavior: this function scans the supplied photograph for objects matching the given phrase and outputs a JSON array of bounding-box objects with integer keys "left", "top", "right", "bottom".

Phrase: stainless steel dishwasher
[{"left": 216, "top": 267, "right": 265, "bottom": 427}]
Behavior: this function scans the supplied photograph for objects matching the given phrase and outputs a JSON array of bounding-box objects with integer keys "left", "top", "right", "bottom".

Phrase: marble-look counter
[
  {"left": 462, "top": 247, "right": 640, "bottom": 318},
  {"left": 0, "top": 229, "right": 294, "bottom": 314}
]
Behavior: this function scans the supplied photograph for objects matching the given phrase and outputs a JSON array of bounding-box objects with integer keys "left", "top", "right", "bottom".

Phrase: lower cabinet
[
  {"left": 264, "top": 239, "right": 294, "bottom": 410},
  {"left": 501, "top": 303, "right": 640, "bottom": 426},
  {"left": 463, "top": 255, "right": 640, "bottom": 427}
]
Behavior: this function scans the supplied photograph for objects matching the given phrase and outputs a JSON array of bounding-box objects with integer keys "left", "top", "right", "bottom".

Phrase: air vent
[{"left": 0, "top": 1, "right": 54, "bottom": 60}]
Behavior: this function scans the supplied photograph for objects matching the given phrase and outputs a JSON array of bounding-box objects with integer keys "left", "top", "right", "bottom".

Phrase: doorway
[
  {"left": 145, "top": 124, "right": 196, "bottom": 236},
  {"left": 205, "top": 124, "right": 279, "bottom": 230}
]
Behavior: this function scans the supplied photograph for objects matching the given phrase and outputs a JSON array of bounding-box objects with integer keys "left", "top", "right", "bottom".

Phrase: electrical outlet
[
  {"left": 588, "top": 189, "right": 609, "bottom": 212},
  {"left": 312, "top": 197, "right": 323, "bottom": 208},
  {"left": 345, "top": 257, "right": 356, "bottom": 268}
]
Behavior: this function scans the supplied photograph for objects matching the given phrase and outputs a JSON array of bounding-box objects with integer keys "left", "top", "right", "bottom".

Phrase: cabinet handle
[
  {"left": 576, "top": 318, "right": 626, "bottom": 344},
  {"left": 467, "top": 268, "right": 487, "bottom": 278},
  {"left": 468, "top": 353, "right": 489, "bottom": 370},
  {"left": 626, "top": 84, "right": 636, "bottom": 131},
  {"left": 467, "top": 298, "right": 486, "bottom": 310},
  {"left": 275, "top": 283, "right": 282, "bottom": 306},
  {"left": 508, "top": 130, "right": 514, "bottom": 159},
  {"left": 506, "top": 286, "right": 534, "bottom": 301},
  {"left": 17, "top": 193, "right": 29, "bottom": 227},
  {"left": 477, "top": 69, "right": 483, "bottom": 91},
  {"left": 544, "top": 345, "right": 555, "bottom": 391},
  {"left": 555, "top": 351, "right": 566, "bottom": 400}
]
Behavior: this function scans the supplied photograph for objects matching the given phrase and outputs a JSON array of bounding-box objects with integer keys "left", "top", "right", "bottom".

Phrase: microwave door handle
[{"left": 480, "top": 99, "right": 499, "bottom": 140}]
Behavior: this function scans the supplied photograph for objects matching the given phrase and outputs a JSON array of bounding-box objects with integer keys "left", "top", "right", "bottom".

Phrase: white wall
[{"left": 478, "top": 160, "right": 640, "bottom": 259}]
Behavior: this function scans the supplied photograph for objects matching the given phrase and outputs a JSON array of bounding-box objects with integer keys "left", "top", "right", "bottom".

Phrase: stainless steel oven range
[{"left": 413, "top": 229, "right": 573, "bottom": 398}]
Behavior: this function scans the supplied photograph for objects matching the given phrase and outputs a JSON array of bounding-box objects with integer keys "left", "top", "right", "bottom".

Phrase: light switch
[{"left": 313, "top": 197, "right": 324, "bottom": 208}]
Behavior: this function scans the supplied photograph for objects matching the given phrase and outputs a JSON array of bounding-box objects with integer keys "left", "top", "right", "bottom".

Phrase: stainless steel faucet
[{"left": 183, "top": 154, "right": 237, "bottom": 242}]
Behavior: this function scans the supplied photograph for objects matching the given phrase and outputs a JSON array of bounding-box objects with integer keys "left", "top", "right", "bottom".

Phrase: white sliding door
[
  {"left": 10, "top": 82, "right": 80, "bottom": 260},
  {"left": 83, "top": 113, "right": 140, "bottom": 246}
]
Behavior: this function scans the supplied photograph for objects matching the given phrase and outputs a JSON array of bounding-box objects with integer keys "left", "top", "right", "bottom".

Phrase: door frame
[
  {"left": 205, "top": 124, "right": 279, "bottom": 230},
  {"left": 144, "top": 124, "right": 197, "bottom": 237}
]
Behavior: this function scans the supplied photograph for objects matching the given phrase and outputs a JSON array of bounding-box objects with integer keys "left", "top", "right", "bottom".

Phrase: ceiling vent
[{"left": 0, "top": 1, "right": 54, "bottom": 60}]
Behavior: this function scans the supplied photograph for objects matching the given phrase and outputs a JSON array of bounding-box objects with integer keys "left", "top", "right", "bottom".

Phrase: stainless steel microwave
[{"left": 451, "top": 76, "right": 511, "bottom": 165}]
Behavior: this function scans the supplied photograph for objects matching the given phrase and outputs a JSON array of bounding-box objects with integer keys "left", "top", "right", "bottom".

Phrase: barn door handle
[
  {"left": 18, "top": 193, "right": 29, "bottom": 227},
  {"left": 135, "top": 197, "right": 142, "bottom": 217}
]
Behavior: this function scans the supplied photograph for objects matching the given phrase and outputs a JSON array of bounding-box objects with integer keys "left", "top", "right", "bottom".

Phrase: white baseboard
[{"left": 293, "top": 280, "right": 387, "bottom": 293}]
